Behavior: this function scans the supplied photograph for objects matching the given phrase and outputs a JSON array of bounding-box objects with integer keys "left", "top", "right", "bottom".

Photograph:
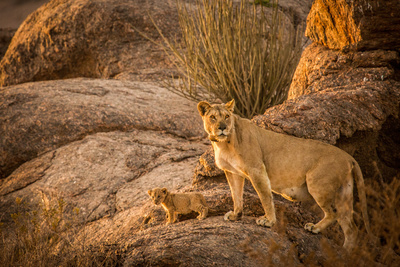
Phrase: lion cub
[{"left": 147, "top": 188, "right": 208, "bottom": 225}]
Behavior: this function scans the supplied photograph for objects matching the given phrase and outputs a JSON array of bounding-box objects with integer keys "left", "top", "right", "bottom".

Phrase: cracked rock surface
[{"left": 0, "top": 78, "right": 204, "bottom": 179}]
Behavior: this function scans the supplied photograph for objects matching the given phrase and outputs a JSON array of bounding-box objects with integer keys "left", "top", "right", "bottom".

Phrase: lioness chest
[{"left": 213, "top": 144, "right": 245, "bottom": 176}]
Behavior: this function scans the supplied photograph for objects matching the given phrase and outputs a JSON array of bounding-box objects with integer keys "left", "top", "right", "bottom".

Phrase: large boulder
[
  {"left": 306, "top": 0, "right": 400, "bottom": 51},
  {"left": 0, "top": 0, "right": 180, "bottom": 87}
]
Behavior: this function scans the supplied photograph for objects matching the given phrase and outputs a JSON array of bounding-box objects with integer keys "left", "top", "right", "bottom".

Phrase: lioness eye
[
  {"left": 225, "top": 114, "right": 230, "bottom": 119},
  {"left": 210, "top": 115, "right": 216, "bottom": 120}
]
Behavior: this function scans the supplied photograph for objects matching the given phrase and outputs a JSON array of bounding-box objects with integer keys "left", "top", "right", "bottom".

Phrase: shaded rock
[
  {"left": 0, "top": 0, "right": 49, "bottom": 29},
  {"left": 273, "top": 0, "right": 313, "bottom": 28},
  {"left": 0, "top": 78, "right": 205, "bottom": 179},
  {"left": 0, "top": 0, "right": 180, "bottom": 87},
  {"left": 192, "top": 146, "right": 225, "bottom": 185},
  {"left": 306, "top": 0, "right": 400, "bottom": 51},
  {"left": 0, "top": 28, "right": 15, "bottom": 59}
]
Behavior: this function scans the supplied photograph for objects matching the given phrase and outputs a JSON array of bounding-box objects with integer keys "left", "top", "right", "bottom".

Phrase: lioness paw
[
  {"left": 256, "top": 216, "right": 275, "bottom": 228},
  {"left": 304, "top": 223, "right": 320, "bottom": 234},
  {"left": 224, "top": 211, "right": 241, "bottom": 221}
]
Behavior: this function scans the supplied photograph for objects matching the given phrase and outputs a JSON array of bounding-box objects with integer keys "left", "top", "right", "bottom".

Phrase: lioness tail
[{"left": 352, "top": 161, "right": 371, "bottom": 235}]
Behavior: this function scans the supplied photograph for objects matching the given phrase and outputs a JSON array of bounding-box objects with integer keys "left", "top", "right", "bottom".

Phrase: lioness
[
  {"left": 197, "top": 99, "right": 370, "bottom": 250},
  {"left": 147, "top": 188, "right": 208, "bottom": 224}
]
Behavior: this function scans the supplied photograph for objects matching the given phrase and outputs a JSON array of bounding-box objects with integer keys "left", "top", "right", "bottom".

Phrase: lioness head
[
  {"left": 197, "top": 99, "right": 235, "bottom": 142},
  {"left": 147, "top": 187, "right": 168, "bottom": 205}
]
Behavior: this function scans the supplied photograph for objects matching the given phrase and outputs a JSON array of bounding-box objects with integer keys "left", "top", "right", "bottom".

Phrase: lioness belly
[{"left": 273, "top": 185, "right": 312, "bottom": 202}]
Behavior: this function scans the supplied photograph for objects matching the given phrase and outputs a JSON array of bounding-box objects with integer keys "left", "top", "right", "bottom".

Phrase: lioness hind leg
[
  {"left": 305, "top": 182, "right": 339, "bottom": 233},
  {"left": 338, "top": 215, "right": 358, "bottom": 251},
  {"left": 335, "top": 177, "right": 358, "bottom": 250},
  {"left": 304, "top": 206, "right": 337, "bottom": 234},
  {"left": 305, "top": 164, "right": 354, "bottom": 234}
]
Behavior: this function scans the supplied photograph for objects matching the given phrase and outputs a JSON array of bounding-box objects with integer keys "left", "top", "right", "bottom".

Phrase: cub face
[
  {"left": 197, "top": 99, "right": 235, "bottom": 142},
  {"left": 147, "top": 188, "right": 168, "bottom": 205}
]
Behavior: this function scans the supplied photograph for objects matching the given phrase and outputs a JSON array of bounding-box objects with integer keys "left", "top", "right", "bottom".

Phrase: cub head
[
  {"left": 197, "top": 99, "right": 235, "bottom": 142},
  {"left": 147, "top": 187, "right": 168, "bottom": 205}
]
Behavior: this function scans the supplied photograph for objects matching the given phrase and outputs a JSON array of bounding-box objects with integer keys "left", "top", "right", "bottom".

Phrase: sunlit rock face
[{"left": 306, "top": 0, "right": 400, "bottom": 51}]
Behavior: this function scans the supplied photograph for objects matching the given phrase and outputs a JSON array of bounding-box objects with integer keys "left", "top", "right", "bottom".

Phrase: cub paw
[
  {"left": 224, "top": 211, "right": 241, "bottom": 221},
  {"left": 256, "top": 216, "right": 275, "bottom": 228},
  {"left": 304, "top": 223, "right": 320, "bottom": 234},
  {"left": 197, "top": 215, "right": 206, "bottom": 220}
]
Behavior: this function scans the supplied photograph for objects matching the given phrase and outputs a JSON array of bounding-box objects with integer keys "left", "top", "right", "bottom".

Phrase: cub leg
[
  {"left": 166, "top": 210, "right": 177, "bottom": 225},
  {"left": 196, "top": 205, "right": 208, "bottom": 220},
  {"left": 224, "top": 171, "right": 245, "bottom": 221},
  {"left": 248, "top": 167, "right": 276, "bottom": 227}
]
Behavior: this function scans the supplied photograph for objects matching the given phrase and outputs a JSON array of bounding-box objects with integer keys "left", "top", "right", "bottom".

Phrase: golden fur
[
  {"left": 197, "top": 99, "right": 370, "bottom": 250},
  {"left": 147, "top": 188, "right": 208, "bottom": 224}
]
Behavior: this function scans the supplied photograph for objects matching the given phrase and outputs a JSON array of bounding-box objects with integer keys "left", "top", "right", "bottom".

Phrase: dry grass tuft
[
  {"left": 148, "top": 0, "right": 303, "bottom": 118},
  {"left": 0, "top": 192, "right": 122, "bottom": 266}
]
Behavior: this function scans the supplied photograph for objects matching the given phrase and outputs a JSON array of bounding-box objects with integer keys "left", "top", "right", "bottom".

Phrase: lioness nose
[{"left": 219, "top": 123, "right": 226, "bottom": 130}]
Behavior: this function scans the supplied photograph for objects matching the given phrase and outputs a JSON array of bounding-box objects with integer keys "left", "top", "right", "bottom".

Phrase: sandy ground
[{"left": 0, "top": 0, "right": 49, "bottom": 29}]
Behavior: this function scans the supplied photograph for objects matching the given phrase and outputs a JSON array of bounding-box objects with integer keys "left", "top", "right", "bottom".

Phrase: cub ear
[
  {"left": 147, "top": 189, "right": 152, "bottom": 196},
  {"left": 161, "top": 188, "right": 168, "bottom": 194},
  {"left": 225, "top": 99, "right": 235, "bottom": 113},
  {"left": 197, "top": 101, "right": 211, "bottom": 116}
]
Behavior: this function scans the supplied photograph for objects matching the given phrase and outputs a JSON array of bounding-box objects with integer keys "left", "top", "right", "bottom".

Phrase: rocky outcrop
[
  {"left": 306, "top": 0, "right": 400, "bottom": 51},
  {"left": 0, "top": 78, "right": 204, "bottom": 180},
  {"left": 0, "top": 0, "right": 180, "bottom": 87},
  {"left": 288, "top": 43, "right": 400, "bottom": 99}
]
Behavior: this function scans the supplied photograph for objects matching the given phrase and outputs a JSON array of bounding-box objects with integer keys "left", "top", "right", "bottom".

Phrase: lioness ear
[
  {"left": 161, "top": 188, "right": 168, "bottom": 194},
  {"left": 147, "top": 189, "right": 152, "bottom": 196},
  {"left": 225, "top": 99, "right": 235, "bottom": 113},
  {"left": 197, "top": 101, "right": 211, "bottom": 116}
]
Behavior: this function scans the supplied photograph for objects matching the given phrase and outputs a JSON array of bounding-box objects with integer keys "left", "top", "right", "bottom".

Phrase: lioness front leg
[
  {"left": 224, "top": 171, "right": 244, "bottom": 221},
  {"left": 248, "top": 168, "right": 276, "bottom": 227}
]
